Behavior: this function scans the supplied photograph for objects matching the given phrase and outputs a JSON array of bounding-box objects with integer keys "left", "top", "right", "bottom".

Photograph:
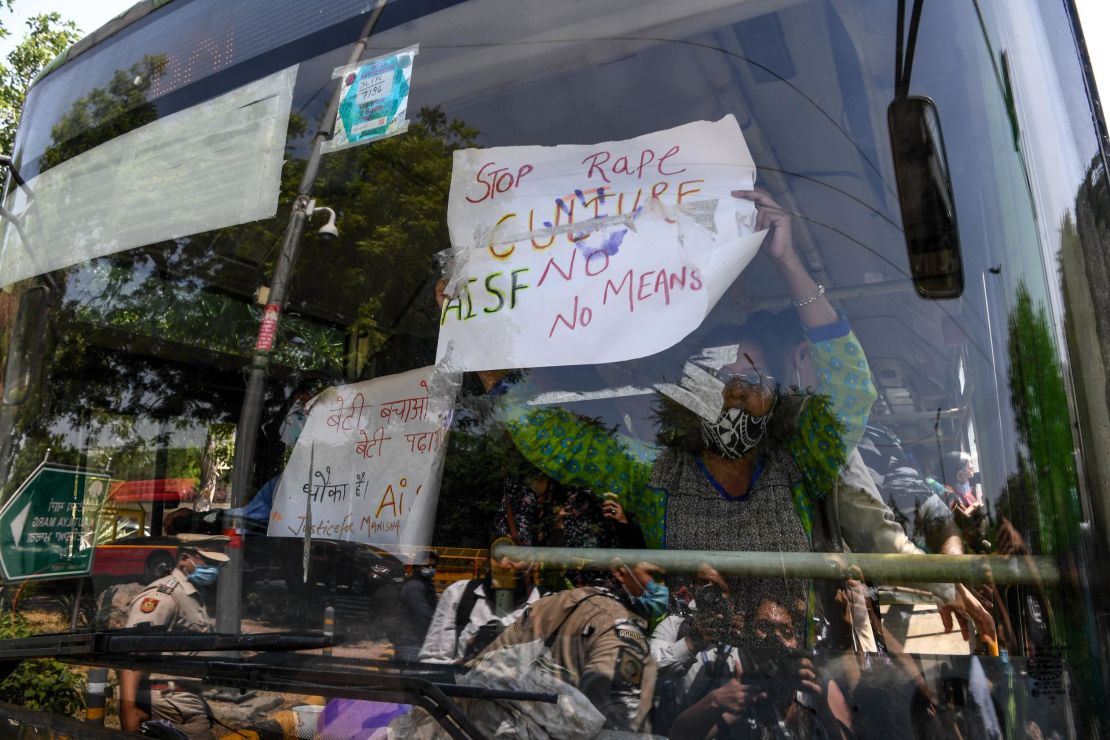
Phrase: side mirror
[{"left": 888, "top": 96, "right": 964, "bottom": 299}]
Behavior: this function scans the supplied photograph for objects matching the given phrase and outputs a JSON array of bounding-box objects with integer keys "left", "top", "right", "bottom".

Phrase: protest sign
[
  {"left": 435, "top": 115, "right": 766, "bottom": 371},
  {"left": 267, "top": 365, "right": 459, "bottom": 559}
]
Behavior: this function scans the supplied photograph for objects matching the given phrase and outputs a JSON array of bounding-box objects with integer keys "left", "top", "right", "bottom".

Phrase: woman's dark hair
[
  {"left": 699, "top": 309, "right": 805, "bottom": 380},
  {"left": 652, "top": 394, "right": 705, "bottom": 453}
]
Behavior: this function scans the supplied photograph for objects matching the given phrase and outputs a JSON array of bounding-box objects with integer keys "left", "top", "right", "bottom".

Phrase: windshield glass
[{"left": 0, "top": 0, "right": 1107, "bottom": 737}]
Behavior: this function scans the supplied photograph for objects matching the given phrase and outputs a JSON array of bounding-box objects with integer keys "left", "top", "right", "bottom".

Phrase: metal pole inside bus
[
  {"left": 489, "top": 543, "right": 1062, "bottom": 587},
  {"left": 217, "top": 0, "right": 389, "bottom": 634}
]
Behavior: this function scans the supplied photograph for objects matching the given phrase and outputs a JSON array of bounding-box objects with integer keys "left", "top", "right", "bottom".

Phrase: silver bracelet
[{"left": 791, "top": 283, "right": 825, "bottom": 307}]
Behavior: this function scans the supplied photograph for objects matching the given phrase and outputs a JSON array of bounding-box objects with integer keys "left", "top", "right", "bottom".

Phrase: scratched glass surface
[{"left": 0, "top": 0, "right": 1106, "bottom": 737}]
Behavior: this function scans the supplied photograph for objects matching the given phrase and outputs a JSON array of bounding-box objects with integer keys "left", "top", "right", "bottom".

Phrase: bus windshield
[{"left": 0, "top": 0, "right": 1108, "bottom": 737}]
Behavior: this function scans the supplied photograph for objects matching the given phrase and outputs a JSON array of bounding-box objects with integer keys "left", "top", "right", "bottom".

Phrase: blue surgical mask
[
  {"left": 634, "top": 579, "right": 670, "bottom": 621},
  {"left": 187, "top": 565, "right": 220, "bottom": 586},
  {"left": 419, "top": 567, "right": 436, "bottom": 579}
]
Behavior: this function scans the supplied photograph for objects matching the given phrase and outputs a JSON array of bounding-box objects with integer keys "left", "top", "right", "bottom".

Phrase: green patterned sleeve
[
  {"left": 787, "top": 323, "right": 878, "bottom": 498},
  {"left": 495, "top": 381, "right": 665, "bottom": 547}
]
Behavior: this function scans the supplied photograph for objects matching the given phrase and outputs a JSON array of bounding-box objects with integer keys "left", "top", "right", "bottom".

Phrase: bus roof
[{"left": 32, "top": 0, "right": 176, "bottom": 88}]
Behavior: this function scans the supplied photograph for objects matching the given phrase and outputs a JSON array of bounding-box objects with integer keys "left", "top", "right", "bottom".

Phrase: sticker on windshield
[{"left": 323, "top": 44, "right": 418, "bottom": 153}]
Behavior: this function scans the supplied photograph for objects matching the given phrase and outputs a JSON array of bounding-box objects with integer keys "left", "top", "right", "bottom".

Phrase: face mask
[
  {"left": 280, "top": 403, "right": 307, "bottom": 447},
  {"left": 419, "top": 567, "right": 436, "bottom": 579},
  {"left": 633, "top": 579, "right": 670, "bottom": 622},
  {"left": 187, "top": 564, "right": 220, "bottom": 586},
  {"left": 700, "top": 406, "right": 773, "bottom": 459}
]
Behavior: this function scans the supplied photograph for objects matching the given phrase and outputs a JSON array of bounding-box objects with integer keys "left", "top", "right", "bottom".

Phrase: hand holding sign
[
  {"left": 731, "top": 189, "right": 793, "bottom": 262},
  {"left": 732, "top": 188, "right": 838, "bottom": 329}
]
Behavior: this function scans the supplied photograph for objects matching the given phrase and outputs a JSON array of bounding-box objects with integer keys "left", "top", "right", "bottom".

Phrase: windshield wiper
[
  {"left": 0, "top": 699, "right": 130, "bottom": 739},
  {"left": 0, "top": 629, "right": 335, "bottom": 658},
  {"left": 0, "top": 631, "right": 557, "bottom": 740}
]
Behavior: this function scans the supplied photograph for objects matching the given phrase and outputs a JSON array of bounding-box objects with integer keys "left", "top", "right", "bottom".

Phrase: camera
[
  {"left": 741, "top": 648, "right": 810, "bottom": 706},
  {"left": 307, "top": 200, "right": 339, "bottom": 240}
]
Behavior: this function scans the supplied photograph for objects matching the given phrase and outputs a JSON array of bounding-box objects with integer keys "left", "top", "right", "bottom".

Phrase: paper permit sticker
[
  {"left": 267, "top": 365, "right": 460, "bottom": 560},
  {"left": 323, "top": 44, "right": 418, "bottom": 153},
  {"left": 435, "top": 115, "right": 766, "bottom": 372}
]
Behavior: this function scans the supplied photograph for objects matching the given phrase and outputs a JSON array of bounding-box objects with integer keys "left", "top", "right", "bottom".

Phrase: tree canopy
[{"left": 0, "top": 4, "right": 80, "bottom": 156}]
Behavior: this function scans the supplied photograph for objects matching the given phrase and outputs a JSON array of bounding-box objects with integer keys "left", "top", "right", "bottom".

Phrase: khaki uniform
[
  {"left": 124, "top": 568, "right": 215, "bottom": 740},
  {"left": 480, "top": 586, "right": 657, "bottom": 733}
]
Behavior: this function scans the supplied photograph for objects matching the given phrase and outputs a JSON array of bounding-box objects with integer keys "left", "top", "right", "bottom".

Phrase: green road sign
[{"left": 0, "top": 462, "right": 111, "bottom": 582}]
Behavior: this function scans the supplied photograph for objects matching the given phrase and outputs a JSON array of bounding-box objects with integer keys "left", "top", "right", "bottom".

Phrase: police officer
[
  {"left": 475, "top": 560, "right": 660, "bottom": 733},
  {"left": 118, "top": 534, "right": 229, "bottom": 739}
]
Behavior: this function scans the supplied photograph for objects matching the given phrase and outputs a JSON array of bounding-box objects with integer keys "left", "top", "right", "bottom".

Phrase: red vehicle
[
  {"left": 92, "top": 478, "right": 198, "bottom": 581},
  {"left": 93, "top": 535, "right": 181, "bottom": 584}
]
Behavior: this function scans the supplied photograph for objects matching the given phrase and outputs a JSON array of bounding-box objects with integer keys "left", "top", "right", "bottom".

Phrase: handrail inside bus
[{"left": 490, "top": 543, "right": 1060, "bottom": 587}]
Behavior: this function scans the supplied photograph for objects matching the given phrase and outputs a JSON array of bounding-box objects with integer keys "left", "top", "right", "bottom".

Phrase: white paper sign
[
  {"left": 267, "top": 366, "right": 459, "bottom": 558},
  {"left": 435, "top": 115, "right": 766, "bottom": 371},
  {"left": 0, "top": 66, "right": 296, "bottom": 289}
]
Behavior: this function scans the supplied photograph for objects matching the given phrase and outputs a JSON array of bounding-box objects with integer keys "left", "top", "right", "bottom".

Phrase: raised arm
[{"left": 733, "top": 189, "right": 877, "bottom": 493}]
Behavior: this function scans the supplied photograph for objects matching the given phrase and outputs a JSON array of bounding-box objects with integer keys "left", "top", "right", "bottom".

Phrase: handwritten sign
[
  {"left": 267, "top": 366, "right": 459, "bottom": 559},
  {"left": 435, "top": 116, "right": 766, "bottom": 371}
]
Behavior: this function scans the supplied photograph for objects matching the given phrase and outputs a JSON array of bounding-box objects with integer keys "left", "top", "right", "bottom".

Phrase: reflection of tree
[
  {"left": 69, "top": 257, "right": 346, "bottom": 374},
  {"left": 3, "top": 94, "right": 481, "bottom": 511},
  {"left": 0, "top": 37, "right": 490, "bottom": 561},
  {"left": 291, "top": 106, "right": 479, "bottom": 377},
  {"left": 435, "top": 415, "right": 512, "bottom": 547},
  {"left": 1057, "top": 155, "right": 1110, "bottom": 717},
  {"left": 1003, "top": 273, "right": 1102, "bottom": 719},
  {"left": 40, "top": 54, "right": 167, "bottom": 172},
  {"left": 1001, "top": 282, "right": 1081, "bottom": 555},
  {"left": 0, "top": 67, "right": 326, "bottom": 495},
  {"left": 434, "top": 379, "right": 551, "bottom": 548}
]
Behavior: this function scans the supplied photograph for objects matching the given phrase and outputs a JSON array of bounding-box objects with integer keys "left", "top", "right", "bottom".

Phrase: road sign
[{"left": 0, "top": 462, "right": 111, "bottom": 582}]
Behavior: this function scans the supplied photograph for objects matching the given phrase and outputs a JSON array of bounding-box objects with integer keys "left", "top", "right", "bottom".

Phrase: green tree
[
  {"left": 0, "top": 612, "right": 84, "bottom": 716},
  {"left": 0, "top": 7, "right": 81, "bottom": 156}
]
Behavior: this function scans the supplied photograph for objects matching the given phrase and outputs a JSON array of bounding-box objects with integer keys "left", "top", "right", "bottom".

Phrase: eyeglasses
[
  {"left": 753, "top": 618, "right": 796, "bottom": 644},
  {"left": 713, "top": 367, "right": 775, "bottom": 389},
  {"left": 712, "top": 350, "right": 774, "bottom": 388}
]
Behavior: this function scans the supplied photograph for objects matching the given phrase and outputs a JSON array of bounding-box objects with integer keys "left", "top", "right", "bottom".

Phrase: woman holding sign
[{"left": 473, "top": 190, "right": 993, "bottom": 651}]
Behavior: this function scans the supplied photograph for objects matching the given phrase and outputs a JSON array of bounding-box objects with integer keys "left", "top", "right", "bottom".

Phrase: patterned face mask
[{"left": 700, "top": 406, "right": 773, "bottom": 459}]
